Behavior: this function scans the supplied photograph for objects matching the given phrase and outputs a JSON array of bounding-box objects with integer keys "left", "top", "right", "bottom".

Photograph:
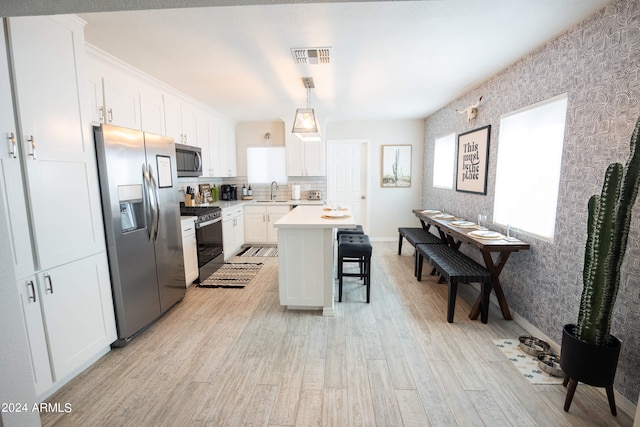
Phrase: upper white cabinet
[
  {"left": 5, "top": 15, "right": 116, "bottom": 400},
  {"left": 102, "top": 75, "right": 141, "bottom": 130},
  {"left": 9, "top": 15, "right": 106, "bottom": 270},
  {"left": 286, "top": 136, "right": 325, "bottom": 176},
  {"left": 163, "top": 93, "right": 199, "bottom": 145},
  {"left": 139, "top": 82, "right": 165, "bottom": 136},
  {"left": 0, "top": 25, "right": 34, "bottom": 281},
  {"left": 87, "top": 47, "right": 164, "bottom": 135},
  {"left": 210, "top": 116, "right": 237, "bottom": 178},
  {"left": 86, "top": 44, "right": 238, "bottom": 178}
]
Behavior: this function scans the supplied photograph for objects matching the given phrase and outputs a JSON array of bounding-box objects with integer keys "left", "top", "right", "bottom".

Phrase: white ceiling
[{"left": 73, "top": 1, "right": 610, "bottom": 124}]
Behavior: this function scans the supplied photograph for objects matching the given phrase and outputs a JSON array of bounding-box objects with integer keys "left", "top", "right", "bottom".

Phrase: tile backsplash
[{"left": 177, "top": 175, "right": 326, "bottom": 201}]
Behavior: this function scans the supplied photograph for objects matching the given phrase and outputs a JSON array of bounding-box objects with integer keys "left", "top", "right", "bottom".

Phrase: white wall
[
  {"left": 325, "top": 119, "right": 424, "bottom": 239},
  {"left": 0, "top": 194, "right": 41, "bottom": 426}
]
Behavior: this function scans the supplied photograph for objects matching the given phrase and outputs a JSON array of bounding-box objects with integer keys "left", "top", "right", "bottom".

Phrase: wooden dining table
[{"left": 412, "top": 209, "right": 530, "bottom": 321}]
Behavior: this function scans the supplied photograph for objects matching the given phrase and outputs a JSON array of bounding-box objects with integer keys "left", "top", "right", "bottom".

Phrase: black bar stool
[
  {"left": 337, "top": 234, "right": 372, "bottom": 303},
  {"left": 337, "top": 224, "right": 364, "bottom": 240}
]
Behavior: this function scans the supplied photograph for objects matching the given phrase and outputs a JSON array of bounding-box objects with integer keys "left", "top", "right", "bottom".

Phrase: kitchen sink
[{"left": 255, "top": 200, "right": 290, "bottom": 203}]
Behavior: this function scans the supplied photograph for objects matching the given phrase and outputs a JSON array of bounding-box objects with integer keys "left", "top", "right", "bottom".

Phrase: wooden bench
[
  {"left": 398, "top": 227, "right": 444, "bottom": 275},
  {"left": 415, "top": 243, "right": 492, "bottom": 323}
]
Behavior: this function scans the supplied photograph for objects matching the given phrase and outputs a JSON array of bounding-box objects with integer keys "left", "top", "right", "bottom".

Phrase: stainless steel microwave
[{"left": 175, "top": 143, "right": 202, "bottom": 177}]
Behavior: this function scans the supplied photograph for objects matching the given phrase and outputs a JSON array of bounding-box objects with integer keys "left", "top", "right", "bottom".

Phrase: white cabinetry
[
  {"left": 5, "top": 15, "right": 116, "bottom": 400},
  {"left": 222, "top": 205, "right": 244, "bottom": 259},
  {"left": 139, "top": 82, "right": 165, "bottom": 135},
  {"left": 17, "top": 253, "right": 116, "bottom": 397},
  {"left": 86, "top": 47, "right": 165, "bottom": 135},
  {"left": 10, "top": 15, "right": 107, "bottom": 270},
  {"left": 0, "top": 24, "right": 33, "bottom": 281},
  {"left": 244, "top": 204, "right": 290, "bottom": 244},
  {"left": 286, "top": 137, "right": 325, "bottom": 176},
  {"left": 208, "top": 116, "right": 237, "bottom": 177},
  {"left": 16, "top": 276, "right": 52, "bottom": 396},
  {"left": 164, "top": 94, "right": 199, "bottom": 145},
  {"left": 181, "top": 217, "right": 198, "bottom": 286},
  {"left": 101, "top": 75, "right": 141, "bottom": 129}
]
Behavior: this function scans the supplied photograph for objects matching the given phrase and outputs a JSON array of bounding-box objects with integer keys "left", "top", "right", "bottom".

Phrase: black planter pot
[{"left": 560, "top": 323, "right": 621, "bottom": 416}]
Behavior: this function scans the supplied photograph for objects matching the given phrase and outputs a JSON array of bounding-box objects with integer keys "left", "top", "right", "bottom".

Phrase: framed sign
[
  {"left": 381, "top": 145, "right": 412, "bottom": 187},
  {"left": 156, "top": 155, "right": 173, "bottom": 188},
  {"left": 456, "top": 125, "right": 491, "bottom": 194},
  {"left": 199, "top": 184, "right": 213, "bottom": 203}
]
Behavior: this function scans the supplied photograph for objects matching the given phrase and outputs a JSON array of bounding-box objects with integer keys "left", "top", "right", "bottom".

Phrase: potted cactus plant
[{"left": 560, "top": 115, "right": 640, "bottom": 416}]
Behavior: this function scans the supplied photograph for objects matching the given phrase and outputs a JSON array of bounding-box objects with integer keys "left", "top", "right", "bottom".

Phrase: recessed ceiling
[{"left": 26, "top": 1, "right": 613, "bottom": 124}]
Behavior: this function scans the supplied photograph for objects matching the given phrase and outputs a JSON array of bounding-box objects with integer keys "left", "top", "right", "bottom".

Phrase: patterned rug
[
  {"left": 238, "top": 246, "right": 278, "bottom": 257},
  {"left": 197, "top": 262, "right": 263, "bottom": 288},
  {"left": 493, "top": 338, "right": 565, "bottom": 385}
]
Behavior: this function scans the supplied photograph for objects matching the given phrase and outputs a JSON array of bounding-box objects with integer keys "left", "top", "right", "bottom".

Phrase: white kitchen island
[{"left": 274, "top": 205, "right": 356, "bottom": 316}]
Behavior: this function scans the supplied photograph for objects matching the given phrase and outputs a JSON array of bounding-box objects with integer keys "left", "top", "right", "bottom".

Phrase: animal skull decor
[{"left": 456, "top": 96, "right": 483, "bottom": 123}]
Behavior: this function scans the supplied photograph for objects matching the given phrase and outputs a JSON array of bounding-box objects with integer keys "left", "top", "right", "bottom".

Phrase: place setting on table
[
  {"left": 419, "top": 209, "right": 522, "bottom": 243},
  {"left": 321, "top": 202, "right": 351, "bottom": 219},
  {"left": 413, "top": 207, "right": 531, "bottom": 321}
]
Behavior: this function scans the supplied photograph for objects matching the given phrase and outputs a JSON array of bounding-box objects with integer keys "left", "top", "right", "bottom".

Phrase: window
[
  {"left": 493, "top": 94, "right": 568, "bottom": 240},
  {"left": 246, "top": 147, "right": 287, "bottom": 184},
  {"left": 433, "top": 132, "right": 456, "bottom": 189}
]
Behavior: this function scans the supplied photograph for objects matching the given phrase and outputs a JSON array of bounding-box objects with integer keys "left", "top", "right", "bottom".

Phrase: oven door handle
[{"left": 196, "top": 217, "right": 222, "bottom": 228}]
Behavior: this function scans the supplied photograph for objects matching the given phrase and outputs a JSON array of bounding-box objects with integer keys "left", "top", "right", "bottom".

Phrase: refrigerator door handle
[
  {"left": 148, "top": 164, "right": 161, "bottom": 242},
  {"left": 142, "top": 163, "right": 156, "bottom": 242}
]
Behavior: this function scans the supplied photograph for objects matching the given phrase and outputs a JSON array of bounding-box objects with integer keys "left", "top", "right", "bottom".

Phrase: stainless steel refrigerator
[{"left": 94, "top": 124, "right": 185, "bottom": 346}]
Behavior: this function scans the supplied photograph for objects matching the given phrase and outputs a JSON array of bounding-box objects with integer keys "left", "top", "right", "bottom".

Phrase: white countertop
[{"left": 274, "top": 205, "right": 356, "bottom": 229}]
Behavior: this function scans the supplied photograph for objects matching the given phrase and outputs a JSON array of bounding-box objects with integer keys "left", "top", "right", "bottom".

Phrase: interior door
[{"left": 327, "top": 140, "right": 368, "bottom": 231}]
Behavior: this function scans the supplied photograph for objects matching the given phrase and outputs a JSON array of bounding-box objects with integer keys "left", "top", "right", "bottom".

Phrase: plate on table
[
  {"left": 421, "top": 209, "right": 441, "bottom": 214},
  {"left": 323, "top": 211, "right": 348, "bottom": 218},
  {"left": 435, "top": 213, "right": 455, "bottom": 220},
  {"left": 323, "top": 207, "right": 348, "bottom": 211},
  {"left": 450, "top": 220, "right": 476, "bottom": 228},
  {"left": 469, "top": 230, "right": 503, "bottom": 239}
]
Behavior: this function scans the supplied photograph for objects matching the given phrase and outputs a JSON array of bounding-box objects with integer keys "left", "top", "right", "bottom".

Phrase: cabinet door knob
[
  {"left": 107, "top": 108, "right": 113, "bottom": 123},
  {"left": 99, "top": 106, "right": 105, "bottom": 123},
  {"left": 27, "top": 135, "right": 36, "bottom": 160}
]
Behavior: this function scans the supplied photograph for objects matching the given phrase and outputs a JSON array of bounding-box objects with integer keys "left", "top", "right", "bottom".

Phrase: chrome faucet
[{"left": 271, "top": 181, "right": 279, "bottom": 200}]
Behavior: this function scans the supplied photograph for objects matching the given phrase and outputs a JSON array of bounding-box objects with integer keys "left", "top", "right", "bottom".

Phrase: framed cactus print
[{"left": 381, "top": 145, "right": 412, "bottom": 187}]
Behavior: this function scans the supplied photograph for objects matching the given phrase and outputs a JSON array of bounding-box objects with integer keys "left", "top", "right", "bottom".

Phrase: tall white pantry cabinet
[{"left": 1, "top": 16, "right": 117, "bottom": 400}]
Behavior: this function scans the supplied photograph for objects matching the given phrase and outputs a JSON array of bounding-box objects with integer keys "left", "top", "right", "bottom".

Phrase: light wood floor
[{"left": 41, "top": 242, "right": 633, "bottom": 426}]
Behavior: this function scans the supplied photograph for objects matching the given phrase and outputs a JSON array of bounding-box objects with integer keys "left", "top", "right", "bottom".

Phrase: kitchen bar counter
[{"left": 274, "top": 206, "right": 356, "bottom": 315}]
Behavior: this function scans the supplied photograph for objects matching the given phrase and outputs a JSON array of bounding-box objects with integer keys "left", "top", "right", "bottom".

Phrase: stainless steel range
[{"left": 180, "top": 205, "right": 224, "bottom": 282}]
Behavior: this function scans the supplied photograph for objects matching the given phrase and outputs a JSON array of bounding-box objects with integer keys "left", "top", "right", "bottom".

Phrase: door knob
[{"left": 361, "top": 195, "right": 366, "bottom": 199}]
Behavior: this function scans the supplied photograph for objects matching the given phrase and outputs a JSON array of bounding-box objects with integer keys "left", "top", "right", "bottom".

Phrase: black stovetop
[{"left": 180, "top": 204, "right": 221, "bottom": 222}]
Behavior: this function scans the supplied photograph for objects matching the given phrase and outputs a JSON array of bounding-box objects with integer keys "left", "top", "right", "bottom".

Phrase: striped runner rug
[
  {"left": 197, "top": 262, "right": 263, "bottom": 288},
  {"left": 238, "top": 246, "right": 279, "bottom": 257}
]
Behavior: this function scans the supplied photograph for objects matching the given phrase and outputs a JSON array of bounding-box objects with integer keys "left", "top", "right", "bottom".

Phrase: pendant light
[{"left": 292, "top": 77, "right": 321, "bottom": 142}]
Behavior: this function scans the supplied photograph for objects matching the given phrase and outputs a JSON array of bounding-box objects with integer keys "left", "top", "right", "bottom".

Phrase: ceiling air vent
[{"left": 291, "top": 47, "right": 331, "bottom": 65}]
